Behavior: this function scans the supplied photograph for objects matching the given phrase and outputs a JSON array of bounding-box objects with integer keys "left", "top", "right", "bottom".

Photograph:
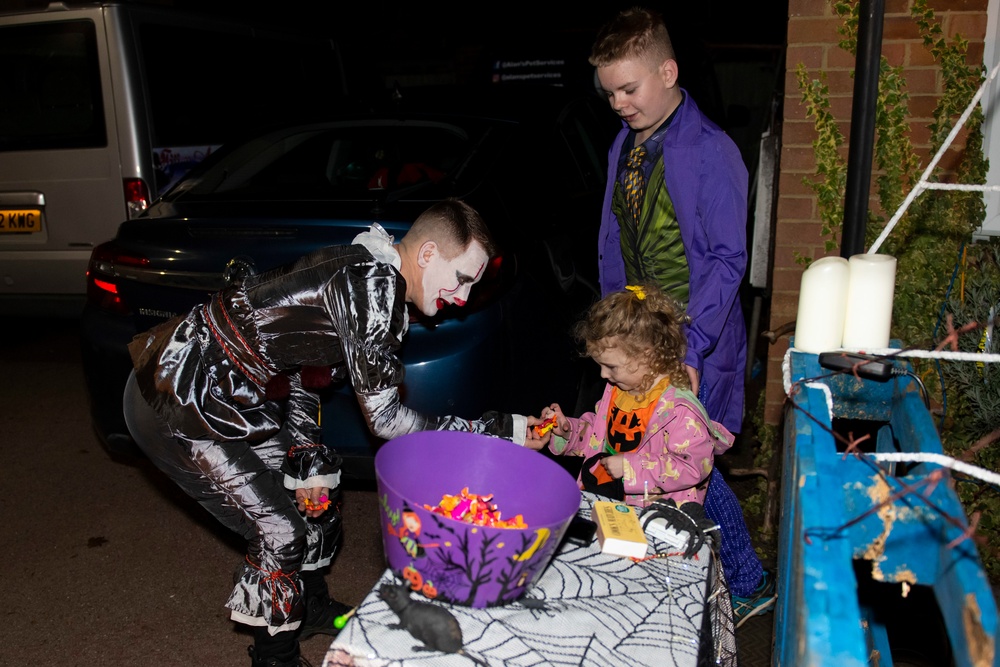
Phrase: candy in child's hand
[
  {"left": 303, "top": 497, "right": 331, "bottom": 511},
  {"left": 534, "top": 413, "right": 559, "bottom": 437}
]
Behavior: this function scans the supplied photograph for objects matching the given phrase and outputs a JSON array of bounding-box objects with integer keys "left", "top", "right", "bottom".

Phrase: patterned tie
[{"left": 624, "top": 144, "right": 647, "bottom": 223}]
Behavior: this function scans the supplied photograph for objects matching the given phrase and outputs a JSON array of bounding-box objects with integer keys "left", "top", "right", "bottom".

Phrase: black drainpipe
[{"left": 841, "top": 0, "right": 886, "bottom": 257}]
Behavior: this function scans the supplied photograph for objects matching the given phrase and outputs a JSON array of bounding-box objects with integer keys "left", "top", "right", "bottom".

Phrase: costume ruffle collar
[{"left": 352, "top": 222, "right": 401, "bottom": 270}]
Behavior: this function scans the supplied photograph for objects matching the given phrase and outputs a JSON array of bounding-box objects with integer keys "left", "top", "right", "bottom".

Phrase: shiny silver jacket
[{"left": 128, "top": 225, "right": 516, "bottom": 483}]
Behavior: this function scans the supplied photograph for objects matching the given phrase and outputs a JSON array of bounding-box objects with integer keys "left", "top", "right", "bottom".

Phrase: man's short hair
[
  {"left": 408, "top": 199, "right": 497, "bottom": 259},
  {"left": 588, "top": 6, "right": 675, "bottom": 70}
]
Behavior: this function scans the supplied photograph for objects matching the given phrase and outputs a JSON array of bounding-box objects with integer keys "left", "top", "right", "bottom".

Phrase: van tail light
[
  {"left": 123, "top": 178, "right": 150, "bottom": 219},
  {"left": 86, "top": 241, "right": 149, "bottom": 314}
]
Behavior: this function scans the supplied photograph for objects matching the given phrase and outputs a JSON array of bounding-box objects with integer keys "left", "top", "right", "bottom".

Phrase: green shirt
[{"left": 612, "top": 154, "right": 690, "bottom": 304}]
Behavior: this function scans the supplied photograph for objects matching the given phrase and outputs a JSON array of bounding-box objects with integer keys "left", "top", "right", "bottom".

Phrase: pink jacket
[{"left": 549, "top": 384, "right": 733, "bottom": 508}]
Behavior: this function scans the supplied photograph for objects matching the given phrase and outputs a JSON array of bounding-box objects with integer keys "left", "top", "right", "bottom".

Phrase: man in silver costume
[{"left": 123, "top": 200, "right": 529, "bottom": 667}]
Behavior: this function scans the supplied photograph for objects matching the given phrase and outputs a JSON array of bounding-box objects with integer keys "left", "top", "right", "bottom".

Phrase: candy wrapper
[
  {"left": 425, "top": 487, "right": 527, "bottom": 529},
  {"left": 303, "top": 495, "right": 331, "bottom": 511},
  {"left": 533, "top": 413, "right": 559, "bottom": 437}
]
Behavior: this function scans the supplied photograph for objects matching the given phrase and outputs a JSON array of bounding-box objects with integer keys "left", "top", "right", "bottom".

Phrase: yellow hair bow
[{"left": 625, "top": 285, "right": 646, "bottom": 300}]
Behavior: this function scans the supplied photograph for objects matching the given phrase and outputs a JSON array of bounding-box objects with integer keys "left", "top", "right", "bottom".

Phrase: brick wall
[{"left": 764, "top": 0, "right": 988, "bottom": 424}]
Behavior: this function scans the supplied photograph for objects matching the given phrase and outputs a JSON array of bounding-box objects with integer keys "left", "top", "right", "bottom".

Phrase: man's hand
[
  {"left": 523, "top": 419, "right": 547, "bottom": 450},
  {"left": 296, "top": 486, "right": 330, "bottom": 518}
]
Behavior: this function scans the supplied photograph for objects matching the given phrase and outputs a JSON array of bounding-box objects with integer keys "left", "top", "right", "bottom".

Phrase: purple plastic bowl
[{"left": 374, "top": 430, "right": 581, "bottom": 608}]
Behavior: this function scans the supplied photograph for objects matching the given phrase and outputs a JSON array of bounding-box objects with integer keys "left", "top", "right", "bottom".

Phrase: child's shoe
[{"left": 732, "top": 569, "right": 776, "bottom": 628}]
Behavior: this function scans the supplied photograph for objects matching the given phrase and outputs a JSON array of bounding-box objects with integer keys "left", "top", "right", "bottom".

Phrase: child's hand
[
  {"left": 525, "top": 404, "right": 570, "bottom": 450},
  {"left": 539, "top": 404, "right": 570, "bottom": 438},
  {"left": 296, "top": 486, "right": 331, "bottom": 518},
  {"left": 601, "top": 455, "right": 625, "bottom": 479}
]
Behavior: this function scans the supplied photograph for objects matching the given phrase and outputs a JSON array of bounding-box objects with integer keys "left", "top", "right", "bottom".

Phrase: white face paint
[{"left": 418, "top": 241, "right": 490, "bottom": 317}]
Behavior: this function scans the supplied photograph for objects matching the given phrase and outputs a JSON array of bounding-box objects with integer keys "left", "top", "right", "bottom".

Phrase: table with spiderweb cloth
[{"left": 323, "top": 492, "right": 737, "bottom": 667}]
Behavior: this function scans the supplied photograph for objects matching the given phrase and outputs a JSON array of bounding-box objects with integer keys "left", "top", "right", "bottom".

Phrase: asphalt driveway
[{"left": 0, "top": 317, "right": 385, "bottom": 666}]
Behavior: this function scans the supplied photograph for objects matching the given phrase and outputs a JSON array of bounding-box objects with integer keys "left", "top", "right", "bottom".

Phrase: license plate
[{"left": 0, "top": 209, "right": 43, "bottom": 233}]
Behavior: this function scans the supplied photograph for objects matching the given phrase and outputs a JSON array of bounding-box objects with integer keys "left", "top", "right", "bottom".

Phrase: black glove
[
  {"left": 640, "top": 499, "right": 718, "bottom": 558},
  {"left": 479, "top": 410, "right": 514, "bottom": 439}
]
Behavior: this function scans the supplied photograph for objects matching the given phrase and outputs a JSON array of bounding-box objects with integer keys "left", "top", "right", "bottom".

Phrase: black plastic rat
[{"left": 377, "top": 580, "right": 488, "bottom": 666}]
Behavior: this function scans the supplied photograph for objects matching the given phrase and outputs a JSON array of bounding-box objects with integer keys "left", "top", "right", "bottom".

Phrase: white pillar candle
[
  {"left": 794, "top": 256, "right": 850, "bottom": 353},
  {"left": 842, "top": 253, "right": 897, "bottom": 349}
]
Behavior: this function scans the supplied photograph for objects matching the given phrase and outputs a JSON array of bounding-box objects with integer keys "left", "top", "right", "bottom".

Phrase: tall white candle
[
  {"left": 842, "top": 253, "right": 897, "bottom": 349},
  {"left": 794, "top": 256, "right": 850, "bottom": 353}
]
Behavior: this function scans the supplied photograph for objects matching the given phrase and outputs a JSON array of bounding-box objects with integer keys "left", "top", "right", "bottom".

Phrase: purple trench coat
[{"left": 598, "top": 90, "right": 748, "bottom": 432}]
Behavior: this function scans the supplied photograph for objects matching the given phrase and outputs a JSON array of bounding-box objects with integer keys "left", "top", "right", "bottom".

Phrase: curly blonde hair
[{"left": 574, "top": 282, "right": 690, "bottom": 393}]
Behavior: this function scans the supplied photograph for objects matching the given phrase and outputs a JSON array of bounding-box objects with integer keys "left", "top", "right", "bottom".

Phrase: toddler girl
[{"left": 527, "top": 284, "right": 733, "bottom": 508}]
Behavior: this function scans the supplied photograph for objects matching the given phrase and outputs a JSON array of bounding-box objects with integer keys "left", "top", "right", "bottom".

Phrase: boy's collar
[{"left": 629, "top": 90, "right": 685, "bottom": 150}]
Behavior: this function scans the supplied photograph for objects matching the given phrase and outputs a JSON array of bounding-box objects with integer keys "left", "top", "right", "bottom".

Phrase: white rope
[
  {"left": 804, "top": 382, "right": 834, "bottom": 421},
  {"left": 781, "top": 348, "right": 1000, "bottom": 484},
  {"left": 838, "top": 347, "right": 1000, "bottom": 363},
  {"left": 871, "top": 452, "right": 1000, "bottom": 487},
  {"left": 782, "top": 347, "right": 794, "bottom": 396},
  {"left": 781, "top": 346, "right": 998, "bottom": 400},
  {"left": 868, "top": 61, "right": 1000, "bottom": 255},
  {"left": 782, "top": 349, "right": 857, "bottom": 419},
  {"left": 922, "top": 183, "right": 1000, "bottom": 192}
]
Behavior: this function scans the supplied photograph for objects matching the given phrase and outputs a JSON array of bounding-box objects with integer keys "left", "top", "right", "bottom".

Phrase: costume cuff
[
  {"left": 510, "top": 414, "right": 527, "bottom": 445},
  {"left": 549, "top": 434, "right": 569, "bottom": 455},
  {"left": 284, "top": 471, "right": 341, "bottom": 490},
  {"left": 285, "top": 442, "right": 342, "bottom": 482}
]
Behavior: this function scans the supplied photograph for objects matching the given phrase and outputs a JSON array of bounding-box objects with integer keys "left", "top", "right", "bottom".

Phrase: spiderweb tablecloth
[{"left": 323, "top": 492, "right": 737, "bottom": 667}]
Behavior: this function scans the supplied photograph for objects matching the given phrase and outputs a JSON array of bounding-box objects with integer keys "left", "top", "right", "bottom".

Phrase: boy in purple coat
[{"left": 589, "top": 6, "right": 774, "bottom": 625}]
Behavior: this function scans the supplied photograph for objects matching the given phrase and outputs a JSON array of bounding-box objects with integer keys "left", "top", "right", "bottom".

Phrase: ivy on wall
[{"left": 772, "top": 0, "right": 1000, "bottom": 579}]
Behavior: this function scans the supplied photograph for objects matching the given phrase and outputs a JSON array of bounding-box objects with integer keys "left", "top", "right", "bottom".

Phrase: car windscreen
[
  {"left": 165, "top": 120, "right": 499, "bottom": 202},
  {"left": 0, "top": 19, "right": 106, "bottom": 152}
]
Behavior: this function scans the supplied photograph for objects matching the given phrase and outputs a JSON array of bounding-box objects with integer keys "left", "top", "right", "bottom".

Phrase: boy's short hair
[
  {"left": 588, "top": 7, "right": 675, "bottom": 70},
  {"left": 407, "top": 199, "right": 497, "bottom": 259}
]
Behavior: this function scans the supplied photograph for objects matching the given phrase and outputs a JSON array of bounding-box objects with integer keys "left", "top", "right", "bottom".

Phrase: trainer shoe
[
  {"left": 732, "top": 569, "right": 776, "bottom": 628},
  {"left": 299, "top": 596, "right": 353, "bottom": 640}
]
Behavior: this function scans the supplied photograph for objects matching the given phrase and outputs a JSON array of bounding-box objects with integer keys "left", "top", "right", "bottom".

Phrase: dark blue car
[{"left": 81, "top": 85, "right": 617, "bottom": 481}]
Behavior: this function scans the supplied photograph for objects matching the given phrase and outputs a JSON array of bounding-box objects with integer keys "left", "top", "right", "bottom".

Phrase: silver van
[{"left": 0, "top": 2, "right": 345, "bottom": 315}]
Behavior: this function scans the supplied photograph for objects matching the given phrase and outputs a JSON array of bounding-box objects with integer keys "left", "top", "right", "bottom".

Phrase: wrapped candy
[
  {"left": 533, "top": 413, "right": 559, "bottom": 437},
  {"left": 303, "top": 494, "right": 331, "bottom": 511},
  {"left": 425, "top": 487, "right": 527, "bottom": 529}
]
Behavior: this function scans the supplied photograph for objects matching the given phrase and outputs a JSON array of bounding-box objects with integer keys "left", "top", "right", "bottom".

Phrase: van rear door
[
  {"left": 0, "top": 4, "right": 347, "bottom": 316},
  {"left": 0, "top": 8, "right": 127, "bottom": 314}
]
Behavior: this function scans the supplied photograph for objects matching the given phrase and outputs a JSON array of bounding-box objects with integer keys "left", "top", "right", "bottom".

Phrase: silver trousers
[{"left": 123, "top": 372, "right": 342, "bottom": 632}]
